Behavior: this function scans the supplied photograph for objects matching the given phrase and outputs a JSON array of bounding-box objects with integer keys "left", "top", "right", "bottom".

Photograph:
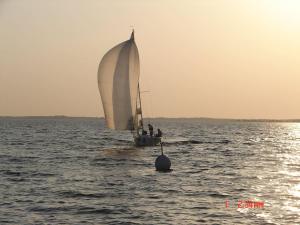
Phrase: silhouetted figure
[
  {"left": 156, "top": 128, "right": 162, "bottom": 137},
  {"left": 148, "top": 124, "right": 153, "bottom": 136}
]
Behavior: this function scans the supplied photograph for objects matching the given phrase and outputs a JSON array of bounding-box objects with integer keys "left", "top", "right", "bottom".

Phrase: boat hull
[{"left": 134, "top": 135, "right": 161, "bottom": 147}]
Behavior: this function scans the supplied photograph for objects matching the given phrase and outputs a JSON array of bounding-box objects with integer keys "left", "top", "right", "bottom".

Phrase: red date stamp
[{"left": 225, "top": 200, "right": 264, "bottom": 208}]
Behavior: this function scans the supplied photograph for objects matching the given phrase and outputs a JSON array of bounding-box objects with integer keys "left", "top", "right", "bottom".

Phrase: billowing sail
[{"left": 98, "top": 32, "right": 140, "bottom": 130}]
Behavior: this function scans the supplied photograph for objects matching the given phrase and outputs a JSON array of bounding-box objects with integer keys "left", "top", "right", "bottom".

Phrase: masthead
[{"left": 130, "top": 29, "right": 135, "bottom": 40}]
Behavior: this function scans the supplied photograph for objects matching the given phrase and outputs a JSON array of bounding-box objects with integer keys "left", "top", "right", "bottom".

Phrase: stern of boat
[{"left": 134, "top": 135, "right": 161, "bottom": 147}]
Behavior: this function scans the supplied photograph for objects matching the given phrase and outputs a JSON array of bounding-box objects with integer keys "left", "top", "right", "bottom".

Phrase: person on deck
[
  {"left": 148, "top": 124, "right": 154, "bottom": 137},
  {"left": 156, "top": 128, "right": 162, "bottom": 137}
]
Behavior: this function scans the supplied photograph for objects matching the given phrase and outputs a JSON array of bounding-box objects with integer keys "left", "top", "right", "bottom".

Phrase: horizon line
[{"left": 0, "top": 115, "right": 299, "bottom": 122}]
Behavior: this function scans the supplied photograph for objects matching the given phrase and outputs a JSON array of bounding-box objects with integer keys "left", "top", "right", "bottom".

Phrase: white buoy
[{"left": 155, "top": 142, "right": 171, "bottom": 171}]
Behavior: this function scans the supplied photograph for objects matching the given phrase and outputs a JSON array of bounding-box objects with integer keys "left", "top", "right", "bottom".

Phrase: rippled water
[{"left": 0, "top": 117, "right": 299, "bottom": 224}]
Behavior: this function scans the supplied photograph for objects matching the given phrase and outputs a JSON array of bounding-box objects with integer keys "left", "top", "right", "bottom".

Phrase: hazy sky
[{"left": 1, "top": 0, "right": 300, "bottom": 119}]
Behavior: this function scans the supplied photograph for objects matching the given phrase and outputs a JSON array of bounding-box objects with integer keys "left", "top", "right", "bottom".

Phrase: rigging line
[
  {"left": 146, "top": 76, "right": 155, "bottom": 125},
  {"left": 144, "top": 88, "right": 154, "bottom": 127},
  {"left": 140, "top": 75, "right": 155, "bottom": 129}
]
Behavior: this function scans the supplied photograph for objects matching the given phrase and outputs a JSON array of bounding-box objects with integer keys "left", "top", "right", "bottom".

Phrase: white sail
[{"left": 98, "top": 32, "right": 140, "bottom": 130}]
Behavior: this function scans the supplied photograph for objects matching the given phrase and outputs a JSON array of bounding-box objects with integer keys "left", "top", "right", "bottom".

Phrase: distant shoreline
[{"left": 0, "top": 116, "right": 299, "bottom": 123}]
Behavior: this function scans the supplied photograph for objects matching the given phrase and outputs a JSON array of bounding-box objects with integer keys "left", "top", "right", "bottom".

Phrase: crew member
[
  {"left": 156, "top": 128, "right": 162, "bottom": 137},
  {"left": 148, "top": 124, "right": 154, "bottom": 136}
]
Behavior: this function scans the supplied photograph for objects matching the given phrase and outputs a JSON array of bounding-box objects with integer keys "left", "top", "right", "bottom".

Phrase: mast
[
  {"left": 137, "top": 83, "right": 144, "bottom": 133},
  {"left": 138, "top": 83, "right": 144, "bottom": 128}
]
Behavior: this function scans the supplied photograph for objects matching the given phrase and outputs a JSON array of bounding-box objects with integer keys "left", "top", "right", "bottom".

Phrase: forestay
[{"left": 98, "top": 32, "right": 140, "bottom": 130}]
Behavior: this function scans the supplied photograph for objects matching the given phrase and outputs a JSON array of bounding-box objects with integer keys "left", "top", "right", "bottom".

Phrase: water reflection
[{"left": 258, "top": 123, "right": 300, "bottom": 224}]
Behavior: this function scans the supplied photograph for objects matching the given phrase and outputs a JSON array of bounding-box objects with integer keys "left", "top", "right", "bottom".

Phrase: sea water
[{"left": 0, "top": 117, "right": 299, "bottom": 224}]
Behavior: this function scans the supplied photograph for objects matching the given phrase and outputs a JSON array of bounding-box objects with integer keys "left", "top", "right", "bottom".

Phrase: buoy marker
[{"left": 155, "top": 142, "right": 171, "bottom": 172}]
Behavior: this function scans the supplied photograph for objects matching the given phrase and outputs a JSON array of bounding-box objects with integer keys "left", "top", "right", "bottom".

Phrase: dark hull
[{"left": 134, "top": 135, "right": 161, "bottom": 147}]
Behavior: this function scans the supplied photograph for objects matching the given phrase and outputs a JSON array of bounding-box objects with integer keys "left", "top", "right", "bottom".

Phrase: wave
[
  {"left": 76, "top": 207, "right": 117, "bottom": 215},
  {"left": 208, "top": 193, "right": 230, "bottom": 198},
  {"left": 163, "top": 139, "right": 231, "bottom": 146},
  {"left": 58, "top": 190, "right": 107, "bottom": 199}
]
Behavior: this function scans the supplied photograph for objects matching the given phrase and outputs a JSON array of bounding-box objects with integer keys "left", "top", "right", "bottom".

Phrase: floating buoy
[
  {"left": 155, "top": 142, "right": 171, "bottom": 171},
  {"left": 155, "top": 154, "right": 171, "bottom": 171}
]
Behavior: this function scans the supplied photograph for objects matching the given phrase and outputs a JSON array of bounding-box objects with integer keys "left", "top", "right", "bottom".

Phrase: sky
[{"left": 1, "top": 0, "right": 300, "bottom": 119}]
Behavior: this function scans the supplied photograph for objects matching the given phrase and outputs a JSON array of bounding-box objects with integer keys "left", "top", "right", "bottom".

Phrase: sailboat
[{"left": 97, "top": 31, "right": 161, "bottom": 146}]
